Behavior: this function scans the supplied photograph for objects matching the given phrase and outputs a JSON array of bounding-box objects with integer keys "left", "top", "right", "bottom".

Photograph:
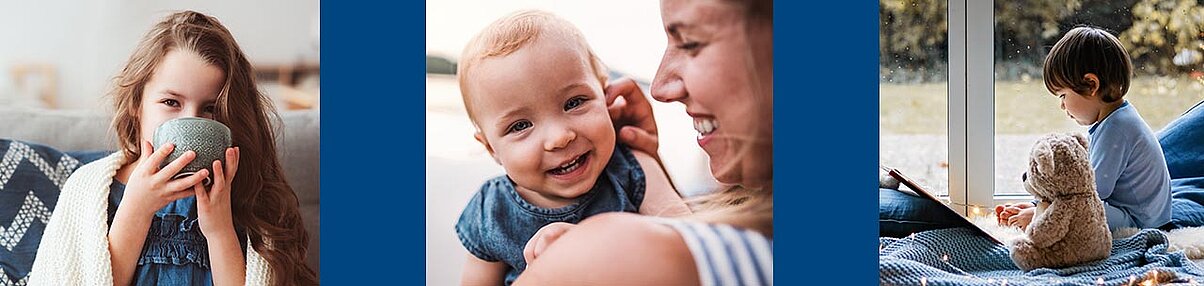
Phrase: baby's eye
[
  {"left": 507, "top": 120, "right": 532, "bottom": 134},
  {"left": 162, "top": 99, "right": 181, "bottom": 108},
  {"left": 564, "top": 96, "right": 587, "bottom": 111}
]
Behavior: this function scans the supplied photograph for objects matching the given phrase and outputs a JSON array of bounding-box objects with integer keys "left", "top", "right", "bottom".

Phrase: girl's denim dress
[{"left": 108, "top": 182, "right": 248, "bottom": 286}]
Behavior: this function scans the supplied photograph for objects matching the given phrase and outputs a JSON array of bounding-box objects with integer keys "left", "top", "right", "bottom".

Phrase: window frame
[{"left": 945, "top": 0, "right": 1031, "bottom": 216}]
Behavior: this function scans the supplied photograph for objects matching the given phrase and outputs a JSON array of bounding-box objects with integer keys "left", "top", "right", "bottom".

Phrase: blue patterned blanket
[
  {"left": 0, "top": 140, "right": 107, "bottom": 285},
  {"left": 880, "top": 228, "right": 1204, "bottom": 285}
]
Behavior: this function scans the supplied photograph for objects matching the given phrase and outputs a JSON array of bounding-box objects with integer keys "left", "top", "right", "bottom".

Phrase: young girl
[{"left": 31, "top": 11, "right": 317, "bottom": 285}]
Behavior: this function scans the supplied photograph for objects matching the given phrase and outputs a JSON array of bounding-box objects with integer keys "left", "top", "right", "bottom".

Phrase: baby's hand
[{"left": 523, "top": 222, "right": 575, "bottom": 264}]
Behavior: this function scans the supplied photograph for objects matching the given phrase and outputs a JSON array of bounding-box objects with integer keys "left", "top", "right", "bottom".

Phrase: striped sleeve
[{"left": 663, "top": 220, "right": 773, "bottom": 286}]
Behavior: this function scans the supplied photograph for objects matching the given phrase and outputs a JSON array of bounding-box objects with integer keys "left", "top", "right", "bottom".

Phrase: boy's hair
[
  {"left": 457, "top": 10, "right": 609, "bottom": 126},
  {"left": 1043, "top": 26, "right": 1133, "bottom": 103},
  {"left": 109, "top": 11, "right": 317, "bottom": 285}
]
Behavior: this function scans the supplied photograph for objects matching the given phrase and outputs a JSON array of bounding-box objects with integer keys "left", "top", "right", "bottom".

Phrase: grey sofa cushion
[
  {"left": 275, "top": 109, "right": 320, "bottom": 271},
  {"left": 0, "top": 107, "right": 319, "bottom": 273}
]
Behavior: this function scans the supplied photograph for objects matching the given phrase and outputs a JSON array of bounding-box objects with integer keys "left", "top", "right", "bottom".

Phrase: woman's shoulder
[
  {"left": 575, "top": 212, "right": 681, "bottom": 237},
  {"left": 514, "top": 212, "right": 700, "bottom": 285}
]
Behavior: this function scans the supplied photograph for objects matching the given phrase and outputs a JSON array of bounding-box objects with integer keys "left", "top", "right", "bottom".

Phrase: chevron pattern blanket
[
  {"left": 0, "top": 140, "right": 82, "bottom": 285},
  {"left": 880, "top": 227, "right": 1204, "bottom": 285}
]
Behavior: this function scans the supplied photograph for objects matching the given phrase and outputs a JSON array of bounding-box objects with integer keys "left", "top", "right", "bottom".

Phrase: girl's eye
[
  {"left": 162, "top": 99, "right": 180, "bottom": 107},
  {"left": 507, "top": 120, "right": 532, "bottom": 134},
  {"left": 203, "top": 105, "right": 217, "bottom": 114},
  {"left": 564, "top": 96, "right": 587, "bottom": 111}
]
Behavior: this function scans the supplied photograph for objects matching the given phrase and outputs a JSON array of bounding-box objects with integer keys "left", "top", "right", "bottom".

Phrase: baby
[{"left": 453, "top": 10, "right": 690, "bottom": 285}]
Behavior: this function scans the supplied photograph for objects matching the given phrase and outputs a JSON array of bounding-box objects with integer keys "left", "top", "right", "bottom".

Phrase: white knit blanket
[{"left": 27, "top": 152, "right": 271, "bottom": 285}]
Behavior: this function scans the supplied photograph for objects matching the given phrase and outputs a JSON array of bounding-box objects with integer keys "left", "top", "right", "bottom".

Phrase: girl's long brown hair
[{"left": 110, "top": 10, "right": 317, "bottom": 285}]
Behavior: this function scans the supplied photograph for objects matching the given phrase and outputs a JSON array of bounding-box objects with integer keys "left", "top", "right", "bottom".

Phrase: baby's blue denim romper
[
  {"left": 108, "top": 182, "right": 248, "bottom": 286},
  {"left": 456, "top": 144, "right": 646, "bottom": 285}
]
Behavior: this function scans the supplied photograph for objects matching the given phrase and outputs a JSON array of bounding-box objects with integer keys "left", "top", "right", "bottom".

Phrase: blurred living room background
[{"left": 0, "top": 0, "right": 319, "bottom": 111}]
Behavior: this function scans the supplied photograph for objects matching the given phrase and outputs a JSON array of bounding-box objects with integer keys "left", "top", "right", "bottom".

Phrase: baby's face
[{"left": 468, "top": 37, "right": 615, "bottom": 200}]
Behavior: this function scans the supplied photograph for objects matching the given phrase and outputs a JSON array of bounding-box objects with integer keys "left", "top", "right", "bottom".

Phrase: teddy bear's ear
[
  {"left": 1034, "top": 140, "right": 1057, "bottom": 175},
  {"left": 1069, "top": 132, "right": 1089, "bottom": 149}
]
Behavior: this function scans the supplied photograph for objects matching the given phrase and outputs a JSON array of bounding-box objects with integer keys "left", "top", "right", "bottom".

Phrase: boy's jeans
[{"left": 879, "top": 188, "right": 969, "bottom": 238}]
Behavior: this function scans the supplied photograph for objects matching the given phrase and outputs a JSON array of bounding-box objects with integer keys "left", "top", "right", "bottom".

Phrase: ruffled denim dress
[{"left": 108, "top": 181, "right": 247, "bottom": 286}]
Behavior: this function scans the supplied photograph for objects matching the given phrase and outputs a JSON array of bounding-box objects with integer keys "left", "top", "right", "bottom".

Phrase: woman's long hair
[{"left": 109, "top": 11, "right": 317, "bottom": 285}]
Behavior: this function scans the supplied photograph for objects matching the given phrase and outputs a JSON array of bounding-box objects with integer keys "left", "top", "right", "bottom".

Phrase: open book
[{"left": 885, "top": 166, "right": 1004, "bottom": 245}]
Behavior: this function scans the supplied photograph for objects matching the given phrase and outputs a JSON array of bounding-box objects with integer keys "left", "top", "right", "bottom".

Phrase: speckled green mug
[{"left": 153, "top": 117, "right": 231, "bottom": 186}]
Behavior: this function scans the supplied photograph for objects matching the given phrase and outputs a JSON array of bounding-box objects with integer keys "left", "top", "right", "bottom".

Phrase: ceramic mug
[{"left": 153, "top": 117, "right": 232, "bottom": 186}]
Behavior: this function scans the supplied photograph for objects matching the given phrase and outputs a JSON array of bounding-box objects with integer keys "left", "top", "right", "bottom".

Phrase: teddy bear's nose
[{"left": 1021, "top": 172, "right": 1028, "bottom": 181}]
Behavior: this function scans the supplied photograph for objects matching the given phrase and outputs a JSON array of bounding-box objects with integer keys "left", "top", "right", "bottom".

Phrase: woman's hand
[
  {"left": 196, "top": 147, "right": 239, "bottom": 238},
  {"left": 122, "top": 140, "right": 209, "bottom": 217},
  {"left": 523, "top": 222, "right": 576, "bottom": 264},
  {"left": 605, "top": 78, "right": 660, "bottom": 156}
]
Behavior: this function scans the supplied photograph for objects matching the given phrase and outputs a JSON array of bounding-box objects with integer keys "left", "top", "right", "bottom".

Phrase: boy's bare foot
[{"left": 994, "top": 205, "right": 1008, "bottom": 225}]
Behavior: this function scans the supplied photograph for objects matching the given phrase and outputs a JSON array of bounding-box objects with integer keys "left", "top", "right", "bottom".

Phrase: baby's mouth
[{"left": 548, "top": 152, "right": 590, "bottom": 175}]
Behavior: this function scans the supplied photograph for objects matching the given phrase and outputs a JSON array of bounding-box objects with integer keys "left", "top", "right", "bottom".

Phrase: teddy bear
[{"left": 1009, "top": 132, "right": 1111, "bottom": 271}]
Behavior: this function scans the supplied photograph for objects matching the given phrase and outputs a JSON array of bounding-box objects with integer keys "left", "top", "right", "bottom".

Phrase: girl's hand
[
  {"left": 196, "top": 147, "right": 239, "bottom": 238},
  {"left": 523, "top": 222, "right": 576, "bottom": 264},
  {"left": 605, "top": 78, "right": 660, "bottom": 156},
  {"left": 122, "top": 140, "right": 208, "bottom": 217}
]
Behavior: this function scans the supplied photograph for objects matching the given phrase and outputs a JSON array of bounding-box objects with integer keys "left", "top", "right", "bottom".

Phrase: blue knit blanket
[{"left": 880, "top": 228, "right": 1204, "bottom": 285}]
